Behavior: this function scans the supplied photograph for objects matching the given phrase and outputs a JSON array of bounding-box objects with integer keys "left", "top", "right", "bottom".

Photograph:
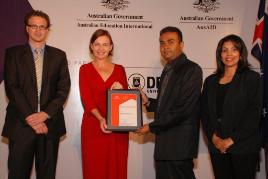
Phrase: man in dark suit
[
  {"left": 2, "top": 10, "right": 71, "bottom": 179},
  {"left": 138, "top": 26, "right": 202, "bottom": 179}
]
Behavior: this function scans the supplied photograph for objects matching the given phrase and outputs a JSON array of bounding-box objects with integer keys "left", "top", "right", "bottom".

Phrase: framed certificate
[{"left": 107, "top": 89, "right": 142, "bottom": 131}]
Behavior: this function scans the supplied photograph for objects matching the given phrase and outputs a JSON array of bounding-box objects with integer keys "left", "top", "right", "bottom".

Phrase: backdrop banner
[{"left": 0, "top": 0, "right": 264, "bottom": 178}]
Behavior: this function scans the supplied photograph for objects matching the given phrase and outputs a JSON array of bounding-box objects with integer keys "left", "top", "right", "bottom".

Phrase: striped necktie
[{"left": 34, "top": 48, "right": 43, "bottom": 100}]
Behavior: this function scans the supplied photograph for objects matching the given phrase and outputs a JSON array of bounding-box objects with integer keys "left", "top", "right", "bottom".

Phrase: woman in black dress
[{"left": 201, "top": 34, "right": 262, "bottom": 179}]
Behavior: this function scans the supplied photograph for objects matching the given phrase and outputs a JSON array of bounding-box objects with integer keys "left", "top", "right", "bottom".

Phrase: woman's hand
[
  {"left": 135, "top": 124, "right": 150, "bottom": 135},
  {"left": 99, "top": 118, "right": 112, "bottom": 134},
  {"left": 212, "top": 133, "right": 234, "bottom": 154},
  {"left": 212, "top": 133, "right": 226, "bottom": 153},
  {"left": 221, "top": 138, "right": 234, "bottom": 151},
  {"left": 212, "top": 133, "right": 224, "bottom": 150},
  {"left": 110, "top": 81, "right": 123, "bottom": 89}
]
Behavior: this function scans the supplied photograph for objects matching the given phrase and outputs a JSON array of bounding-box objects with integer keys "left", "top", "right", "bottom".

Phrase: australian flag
[{"left": 251, "top": 0, "right": 268, "bottom": 145}]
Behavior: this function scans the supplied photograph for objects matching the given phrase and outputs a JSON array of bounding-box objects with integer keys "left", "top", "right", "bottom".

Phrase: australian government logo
[
  {"left": 101, "top": 0, "right": 129, "bottom": 11},
  {"left": 193, "top": 0, "right": 220, "bottom": 13},
  {"left": 179, "top": 0, "right": 234, "bottom": 30},
  {"left": 77, "top": 1, "right": 152, "bottom": 29}
]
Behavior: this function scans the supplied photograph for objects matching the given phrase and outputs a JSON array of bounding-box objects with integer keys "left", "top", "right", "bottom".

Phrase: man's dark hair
[
  {"left": 160, "top": 26, "right": 183, "bottom": 42},
  {"left": 24, "top": 10, "right": 51, "bottom": 28}
]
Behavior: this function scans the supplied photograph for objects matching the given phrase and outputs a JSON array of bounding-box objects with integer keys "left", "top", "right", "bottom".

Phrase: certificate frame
[{"left": 107, "top": 89, "right": 142, "bottom": 131}]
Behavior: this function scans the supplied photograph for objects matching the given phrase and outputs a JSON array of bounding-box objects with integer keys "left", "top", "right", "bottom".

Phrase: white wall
[{"left": 0, "top": 0, "right": 265, "bottom": 178}]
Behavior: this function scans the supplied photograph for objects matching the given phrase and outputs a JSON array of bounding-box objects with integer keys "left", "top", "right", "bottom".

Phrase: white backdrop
[{"left": 0, "top": 0, "right": 265, "bottom": 178}]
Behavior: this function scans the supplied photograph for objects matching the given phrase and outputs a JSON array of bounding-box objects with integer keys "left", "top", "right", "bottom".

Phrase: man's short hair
[
  {"left": 160, "top": 26, "right": 183, "bottom": 42},
  {"left": 24, "top": 10, "right": 51, "bottom": 28}
]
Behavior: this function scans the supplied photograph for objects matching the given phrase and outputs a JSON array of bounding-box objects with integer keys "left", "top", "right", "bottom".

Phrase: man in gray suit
[
  {"left": 3, "top": 10, "right": 70, "bottom": 179},
  {"left": 138, "top": 26, "right": 202, "bottom": 179}
]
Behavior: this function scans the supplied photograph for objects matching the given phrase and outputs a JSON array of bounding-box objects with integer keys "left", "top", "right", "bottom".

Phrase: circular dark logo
[{"left": 128, "top": 73, "right": 145, "bottom": 89}]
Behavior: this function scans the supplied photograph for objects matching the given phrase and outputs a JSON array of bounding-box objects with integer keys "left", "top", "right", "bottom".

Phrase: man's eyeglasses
[{"left": 27, "top": 24, "right": 48, "bottom": 30}]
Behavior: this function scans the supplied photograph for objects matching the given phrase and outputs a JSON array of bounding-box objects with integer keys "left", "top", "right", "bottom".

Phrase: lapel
[
  {"left": 207, "top": 72, "right": 240, "bottom": 121},
  {"left": 40, "top": 45, "right": 50, "bottom": 102},
  {"left": 23, "top": 44, "right": 38, "bottom": 91},
  {"left": 207, "top": 75, "right": 218, "bottom": 119},
  {"left": 157, "top": 54, "right": 187, "bottom": 112},
  {"left": 156, "top": 67, "right": 167, "bottom": 102}
]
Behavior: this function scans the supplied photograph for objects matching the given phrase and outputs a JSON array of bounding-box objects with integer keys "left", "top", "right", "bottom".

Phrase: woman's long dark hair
[{"left": 215, "top": 34, "right": 250, "bottom": 76}]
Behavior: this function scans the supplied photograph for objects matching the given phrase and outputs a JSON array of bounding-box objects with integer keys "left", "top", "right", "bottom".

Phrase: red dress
[{"left": 79, "top": 62, "right": 129, "bottom": 179}]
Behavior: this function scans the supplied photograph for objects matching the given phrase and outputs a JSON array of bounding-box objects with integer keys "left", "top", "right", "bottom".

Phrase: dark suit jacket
[
  {"left": 147, "top": 54, "right": 203, "bottom": 160},
  {"left": 201, "top": 68, "right": 262, "bottom": 154},
  {"left": 2, "top": 44, "right": 71, "bottom": 140}
]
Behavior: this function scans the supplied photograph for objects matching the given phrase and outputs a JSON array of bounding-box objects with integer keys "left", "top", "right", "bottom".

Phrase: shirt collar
[{"left": 29, "top": 43, "right": 45, "bottom": 55}]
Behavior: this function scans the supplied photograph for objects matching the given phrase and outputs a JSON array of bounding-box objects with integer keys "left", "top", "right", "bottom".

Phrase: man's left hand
[{"left": 26, "top": 111, "right": 49, "bottom": 127}]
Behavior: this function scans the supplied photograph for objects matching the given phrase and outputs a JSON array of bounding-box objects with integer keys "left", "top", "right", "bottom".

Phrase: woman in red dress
[{"left": 79, "top": 29, "right": 129, "bottom": 179}]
